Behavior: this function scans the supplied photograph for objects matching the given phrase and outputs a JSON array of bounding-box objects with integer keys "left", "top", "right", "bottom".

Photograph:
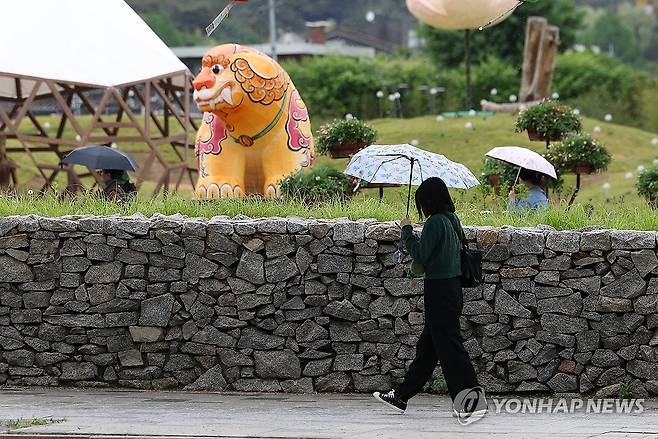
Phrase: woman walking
[{"left": 373, "top": 177, "right": 485, "bottom": 417}]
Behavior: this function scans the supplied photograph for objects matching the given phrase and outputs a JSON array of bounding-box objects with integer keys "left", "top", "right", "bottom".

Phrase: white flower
[
  {"left": 651, "top": 138, "right": 658, "bottom": 146},
  {"left": 436, "top": 115, "right": 444, "bottom": 122},
  {"left": 625, "top": 172, "right": 634, "bottom": 179},
  {"left": 345, "top": 113, "right": 354, "bottom": 120},
  {"left": 593, "top": 126, "right": 601, "bottom": 133},
  {"left": 479, "top": 99, "right": 487, "bottom": 106},
  {"left": 602, "top": 183, "right": 611, "bottom": 190},
  {"left": 490, "top": 88, "right": 498, "bottom": 96},
  {"left": 637, "top": 165, "right": 646, "bottom": 172},
  {"left": 468, "top": 109, "right": 477, "bottom": 117},
  {"left": 509, "top": 94, "right": 517, "bottom": 103},
  {"left": 551, "top": 92, "right": 560, "bottom": 100},
  {"left": 653, "top": 158, "right": 658, "bottom": 165},
  {"left": 572, "top": 109, "right": 580, "bottom": 116},
  {"left": 604, "top": 114, "right": 613, "bottom": 122},
  {"left": 410, "top": 139, "right": 419, "bottom": 146},
  {"left": 376, "top": 90, "right": 384, "bottom": 99},
  {"left": 480, "top": 210, "right": 493, "bottom": 214},
  {"left": 315, "top": 176, "right": 321, "bottom": 181},
  {"left": 465, "top": 122, "right": 474, "bottom": 129}
]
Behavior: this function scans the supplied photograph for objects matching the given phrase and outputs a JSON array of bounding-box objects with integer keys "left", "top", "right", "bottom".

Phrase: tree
[
  {"left": 142, "top": 13, "right": 198, "bottom": 47},
  {"left": 420, "top": 0, "right": 584, "bottom": 68},
  {"left": 582, "top": 11, "right": 642, "bottom": 63}
]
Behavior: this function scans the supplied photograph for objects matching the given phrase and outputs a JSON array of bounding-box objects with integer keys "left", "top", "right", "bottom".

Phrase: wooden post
[{"left": 519, "top": 17, "right": 561, "bottom": 103}]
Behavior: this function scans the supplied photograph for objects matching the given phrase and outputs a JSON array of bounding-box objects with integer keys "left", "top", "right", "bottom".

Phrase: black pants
[{"left": 395, "top": 277, "right": 479, "bottom": 402}]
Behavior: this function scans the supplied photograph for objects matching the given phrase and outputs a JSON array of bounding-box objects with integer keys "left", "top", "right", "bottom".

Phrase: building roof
[
  {"left": 172, "top": 42, "right": 376, "bottom": 60},
  {"left": 0, "top": 0, "right": 188, "bottom": 98}
]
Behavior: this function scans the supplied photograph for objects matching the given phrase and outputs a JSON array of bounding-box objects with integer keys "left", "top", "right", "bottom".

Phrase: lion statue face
[{"left": 192, "top": 45, "right": 288, "bottom": 116}]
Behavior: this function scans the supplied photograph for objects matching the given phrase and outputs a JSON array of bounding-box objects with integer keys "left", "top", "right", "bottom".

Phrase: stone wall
[{"left": 0, "top": 214, "right": 657, "bottom": 396}]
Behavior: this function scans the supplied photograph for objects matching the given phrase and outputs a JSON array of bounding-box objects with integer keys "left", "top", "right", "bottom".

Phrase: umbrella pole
[
  {"left": 513, "top": 167, "right": 522, "bottom": 188},
  {"left": 406, "top": 158, "right": 414, "bottom": 217}
]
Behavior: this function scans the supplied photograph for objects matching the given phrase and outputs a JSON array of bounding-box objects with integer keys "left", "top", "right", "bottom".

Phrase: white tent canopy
[{"left": 0, "top": 0, "right": 189, "bottom": 98}]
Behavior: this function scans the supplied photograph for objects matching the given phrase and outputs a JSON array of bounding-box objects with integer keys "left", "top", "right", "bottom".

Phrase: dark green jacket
[{"left": 401, "top": 212, "right": 463, "bottom": 279}]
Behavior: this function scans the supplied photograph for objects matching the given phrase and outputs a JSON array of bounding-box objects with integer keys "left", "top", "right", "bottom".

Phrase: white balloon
[
  {"left": 366, "top": 11, "right": 376, "bottom": 22},
  {"left": 376, "top": 90, "right": 384, "bottom": 99},
  {"left": 509, "top": 94, "right": 517, "bottom": 103},
  {"left": 490, "top": 88, "right": 498, "bottom": 96},
  {"left": 604, "top": 114, "right": 613, "bottom": 122},
  {"left": 602, "top": 183, "right": 611, "bottom": 190},
  {"left": 593, "top": 126, "right": 601, "bottom": 133},
  {"left": 465, "top": 122, "right": 474, "bottom": 129},
  {"left": 651, "top": 138, "right": 658, "bottom": 146},
  {"left": 436, "top": 115, "right": 445, "bottom": 122},
  {"left": 625, "top": 172, "right": 634, "bottom": 179},
  {"left": 406, "top": 0, "right": 521, "bottom": 30},
  {"left": 345, "top": 113, "right": 354, "bottom": 120},
  {"left": 468, "top": 109, "right": 477, "bottom": 117}
]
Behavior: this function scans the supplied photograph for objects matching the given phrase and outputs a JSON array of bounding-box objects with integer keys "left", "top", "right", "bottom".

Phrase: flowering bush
[
  {"left": 316, "top": 119, "right": 377, "bottom": 156},
  {"left": 547, "top": 133, "right": 611, "bottom": 173},
  {"left": 279, "top": 165, "right": 357, "bottom": 204},
  {"left": 636, "top": 165, "right": 658, "bottom": 206},
  {"left": 515, "top": 100, "right": 582, "bottom": 141}
]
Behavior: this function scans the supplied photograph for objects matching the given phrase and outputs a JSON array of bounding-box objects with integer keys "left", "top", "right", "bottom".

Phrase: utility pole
[{"left": 269, "top": 0, "right": 277, "bottom": 61}]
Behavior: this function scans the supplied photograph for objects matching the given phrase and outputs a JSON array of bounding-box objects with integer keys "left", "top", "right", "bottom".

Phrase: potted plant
[
  {"left": 279, "top": 165, "right": 358, "bottom": 204},
  {"left": 316, "top": 118, "right": 377, "bottom": 159},
  {"left": 480, "top": 158, "right": 519, "bottom": 196},
  {"left": 515, "top": 100, "right": 582, "bottom": 142},
  {"left": 547, "top": 133, "right": 611, "bottom": 175},
  {"left": 636, "top": 165, "right": 658, "bottom": 208}
]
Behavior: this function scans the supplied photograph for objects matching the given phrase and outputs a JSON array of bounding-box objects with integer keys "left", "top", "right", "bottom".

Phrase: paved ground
[{"left": 0, "top": 388, "right": 657, "bottom": 439}]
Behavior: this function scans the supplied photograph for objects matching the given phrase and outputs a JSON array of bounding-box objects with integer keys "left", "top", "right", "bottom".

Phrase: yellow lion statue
[{"left": 192, "top": 44, "right": 315, "bottom": 198}]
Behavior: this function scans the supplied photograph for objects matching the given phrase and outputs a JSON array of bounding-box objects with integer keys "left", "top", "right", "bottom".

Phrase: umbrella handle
[{"left": 406, "top": 158, "right": 414, "bottom": 217}]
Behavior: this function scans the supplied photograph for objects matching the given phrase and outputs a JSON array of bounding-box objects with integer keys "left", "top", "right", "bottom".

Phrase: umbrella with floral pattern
[{"left": 344, "top": 144, "right": 480, "bottom": 216}]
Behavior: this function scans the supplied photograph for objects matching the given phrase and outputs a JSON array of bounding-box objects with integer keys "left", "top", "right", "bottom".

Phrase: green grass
[
  {"left": 3, "top": 192, "right": 658, "bottom": 231},
  {"left": 337, "top": 113, "right": 657, "bottom": 207},
  {"left": 4, "top": 417, "right": 65, "bottom": 430}
]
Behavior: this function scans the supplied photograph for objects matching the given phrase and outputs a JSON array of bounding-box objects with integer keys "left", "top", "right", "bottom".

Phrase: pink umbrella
[{"left": 486, "top": 146, "right": 557, "bottom": 180}]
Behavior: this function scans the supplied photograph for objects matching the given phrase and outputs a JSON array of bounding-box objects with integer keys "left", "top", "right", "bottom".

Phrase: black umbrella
[{"left": 61, "top": 145, "right": 137, "bottom": 171}]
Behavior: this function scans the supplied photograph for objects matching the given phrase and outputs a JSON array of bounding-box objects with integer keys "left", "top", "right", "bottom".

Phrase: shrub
[
  {"left": 547, "top": 133, "right": 611, "bottom": 173},
  {"left": 554, "top": 51, "right": 650, "bottom": 126},
  {"left": 636, "top": 165, "right": 658, "bottom": 205},
  {"left": 316, "top": 119, "right": 377, "bottom": 156},
  {"left": 279, "top": 165, "right": 357, "bottom": 204},
  {"left": 515, "top": 100, "right": 582, "bottom": 140}
]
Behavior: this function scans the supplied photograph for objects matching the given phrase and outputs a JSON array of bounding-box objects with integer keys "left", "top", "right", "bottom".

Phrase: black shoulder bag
[{"left": 444, "top": 214, "right": 482, "bottom": 288}]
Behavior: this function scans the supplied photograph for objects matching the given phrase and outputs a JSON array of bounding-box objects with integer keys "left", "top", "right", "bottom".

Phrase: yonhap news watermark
[{"left": 491, "top": 398, "right": 645, "bottom": 415}]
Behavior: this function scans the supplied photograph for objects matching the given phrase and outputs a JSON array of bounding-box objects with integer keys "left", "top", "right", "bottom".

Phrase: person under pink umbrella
[
  {"left": 485, "top": 146, "right": 556, "bottom": 212},
  {"left": 507, "top": 168, "right": 549, "bottom": 211}
]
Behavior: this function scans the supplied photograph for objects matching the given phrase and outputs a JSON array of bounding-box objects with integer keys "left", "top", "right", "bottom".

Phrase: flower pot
[
  {"left": 485, "top": 174, "right": 502, "bottom": 196},
  {"left": 526, "top": 128, "right": 562, "bottom": 142},
  {"left": 328, "top": 140, "right": 369, "bottom": 159},
  {"left": 569, "top": 161, "right": 596, "bottom": 175}
]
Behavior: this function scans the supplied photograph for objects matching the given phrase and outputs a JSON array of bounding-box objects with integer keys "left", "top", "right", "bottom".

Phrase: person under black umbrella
[
  {"left": 61, "top": 145, "right": 138, "bottom": 203},
  {"left": 97, "top": 169, "right": 137, "bottom": 203}
]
